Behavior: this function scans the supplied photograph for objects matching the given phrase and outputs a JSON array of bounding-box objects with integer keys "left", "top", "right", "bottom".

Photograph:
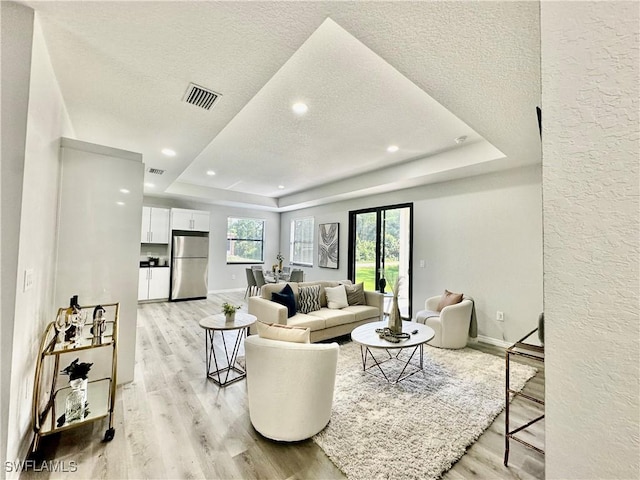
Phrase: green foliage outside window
[{"left": 227, "top": 217, "right": 264, "bottom": 263}]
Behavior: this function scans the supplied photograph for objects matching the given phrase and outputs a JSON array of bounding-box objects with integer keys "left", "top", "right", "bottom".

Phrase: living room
[{"left": 2, "top": 2, "right": 638, "bottom": 480}]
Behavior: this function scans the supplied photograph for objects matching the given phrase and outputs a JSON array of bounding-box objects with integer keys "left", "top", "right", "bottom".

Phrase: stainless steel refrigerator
[{"left": 170, "top": 231, "right": 209, "bottom": 301}]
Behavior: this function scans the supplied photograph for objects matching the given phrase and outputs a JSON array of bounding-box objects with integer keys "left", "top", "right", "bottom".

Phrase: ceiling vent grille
[
  {"left": 148, "top": 168, "right": 165, "bottom": 175},
  {"left": 182, "top": 83, "right": 222, "bottom": 110}
]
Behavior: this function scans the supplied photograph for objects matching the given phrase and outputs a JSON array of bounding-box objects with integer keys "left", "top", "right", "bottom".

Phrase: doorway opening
[{"left": 348, "top": 203, "right": 413, "bottom": 318}]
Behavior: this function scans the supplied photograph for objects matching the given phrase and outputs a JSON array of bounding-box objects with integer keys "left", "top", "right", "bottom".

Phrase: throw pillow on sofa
[
  {"left": 344, "top": 282, "right": 366, "bottom": 305},
  {"left": 271, "top": 284, "right": 296, "bottom": 318},
  {"left": 298, "top": 285, "right": 321, "bottom": 313},
  {"left": 256, "top": 321, "right": 310, "bottom": 343},
  {"left": 437, "top": 289, "right": 463, "bottom": 311},
  {"left": 325, "top": 284, "right": 349, "bottom": 309}
]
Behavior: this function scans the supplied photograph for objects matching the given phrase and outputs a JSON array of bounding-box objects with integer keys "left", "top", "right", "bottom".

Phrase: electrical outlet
[
  {"left": 231, "top": 274, "right": 236, "bottom": 280},
  {"left": 419, "top": 260, "right": 425, "bottom": 268},
  {"left": 23, "top": 269, "right": 34, "bottom": 292},
  {"left": 496, "top": 311, "right": 504, "bottom": 322}
]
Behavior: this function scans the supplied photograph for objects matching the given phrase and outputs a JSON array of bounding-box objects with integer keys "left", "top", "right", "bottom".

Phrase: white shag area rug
[{"left": 313, "top": 341, "right": 536, "bottom": 480}]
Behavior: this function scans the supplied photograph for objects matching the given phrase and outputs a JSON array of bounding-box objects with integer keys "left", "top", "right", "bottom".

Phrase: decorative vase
[
  {"left": 388, "top": 293, "right": 402, "bottom": 334},
  {"left": 537, "top": 312, "right": 544, "bottom": 345},
  {"left": 379, "top": 278, "right": 386, "bottom": 293},
  {"left": 225, "top": 312, "right": 235, "bottom": 323},
  {"left": 65, "top": 378, "right": 88, "bottom": 423}
]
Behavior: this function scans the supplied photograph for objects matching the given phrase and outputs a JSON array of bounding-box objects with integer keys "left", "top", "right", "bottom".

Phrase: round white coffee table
[
  {"left": 199, "top": 312, "right": 256, "bottom": 387},
  {"left": 351, "top": 320, "right": 435, "bottom": 384}
]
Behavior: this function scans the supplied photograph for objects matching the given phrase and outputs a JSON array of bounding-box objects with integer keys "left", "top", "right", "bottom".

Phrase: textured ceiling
[{"left": 24, "top": 1, "right": 541, "bottom": 211}]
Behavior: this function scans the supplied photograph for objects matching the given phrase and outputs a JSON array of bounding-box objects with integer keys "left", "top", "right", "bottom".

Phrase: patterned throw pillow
[{"left": 297, "top": 285, "right": 321, "bottom": 313}]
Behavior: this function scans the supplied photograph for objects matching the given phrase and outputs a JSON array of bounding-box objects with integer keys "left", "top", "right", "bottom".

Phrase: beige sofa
[{"left": 248, "top": 281, "right": 383, "bottom": 342}]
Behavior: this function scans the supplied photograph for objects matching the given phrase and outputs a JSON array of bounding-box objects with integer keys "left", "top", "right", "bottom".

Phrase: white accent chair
[
  {"left": 415, "top": 296, "right": 473, "bottom": 349},
  {"left": 244, "top": 335, "right": 339, "bottom": 441}
]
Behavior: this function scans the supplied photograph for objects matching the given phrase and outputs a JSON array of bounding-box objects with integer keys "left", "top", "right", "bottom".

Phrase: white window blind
[{"left": 290, "top": 217, "right": 314, "bottom": 266}]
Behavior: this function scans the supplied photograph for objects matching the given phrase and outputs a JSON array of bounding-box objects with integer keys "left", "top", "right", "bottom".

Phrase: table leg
[
  {"left": 504, "top": 350, "right": 510, "bottom": 466},
  {"left": 205, "top": 328, "right": 249, "bottom": 387},
  {"left": 359, "top": 344, "right": 425, "bottom": 384}
]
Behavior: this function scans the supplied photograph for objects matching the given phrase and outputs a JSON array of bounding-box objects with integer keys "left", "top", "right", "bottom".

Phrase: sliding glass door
[{"left": 348, "top": 203, "right": 413, "bottom": 318}]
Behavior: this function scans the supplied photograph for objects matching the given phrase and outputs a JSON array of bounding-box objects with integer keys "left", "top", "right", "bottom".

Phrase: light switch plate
[{"left": 24, "top": 269, "right": 34, "bottom": 292}]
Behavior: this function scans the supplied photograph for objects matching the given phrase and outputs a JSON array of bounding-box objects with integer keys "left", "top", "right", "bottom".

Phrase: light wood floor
[{"left": 22, "top": 291, "right": 544, "bottom": 479}]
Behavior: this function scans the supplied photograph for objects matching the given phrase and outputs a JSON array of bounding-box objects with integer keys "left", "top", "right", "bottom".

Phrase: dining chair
[
  {"left": 288, "top": 270, "right": 304, "bottom": 282},
  {"left": 245, "top": 268, "right": 258, "bottom": 298},
  {"left": 253, "top": 269, "right": 267, "bottom": 291}
]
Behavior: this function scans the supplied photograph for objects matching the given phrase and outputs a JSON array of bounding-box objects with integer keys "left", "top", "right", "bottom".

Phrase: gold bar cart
[
  {"left": 30, "top": 303, "right": 119, "bottom": 456},
  {"left": 504, "top": 327, "right": 545, "bottom": 466}
]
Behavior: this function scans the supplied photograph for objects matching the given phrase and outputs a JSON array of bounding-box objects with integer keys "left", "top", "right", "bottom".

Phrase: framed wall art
[{"left": 318, "top": 223, "right": 339, "bottom": 269}]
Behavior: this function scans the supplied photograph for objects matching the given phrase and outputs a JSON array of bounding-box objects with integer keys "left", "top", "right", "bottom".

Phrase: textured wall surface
[{"left": 542, "top": 2, "right": 640, "bottom": 478}]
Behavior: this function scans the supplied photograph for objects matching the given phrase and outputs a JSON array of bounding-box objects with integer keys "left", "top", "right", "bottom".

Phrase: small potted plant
[
  {"left": 276, "top": 252, "right": 284, "bottom": 271},
  {"left": 222, "top": 302, "right": 241, "bottom": 322}
]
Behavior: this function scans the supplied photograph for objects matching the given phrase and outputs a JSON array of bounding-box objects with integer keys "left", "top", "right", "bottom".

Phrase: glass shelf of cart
[
  {"left": 506, "top": 329, "right": 544, "bottom": 362},
  {"left": 39, "top": 377, "right": 112, "bottom": 435},
  {"left": 45, "top": 321, "right": 115, "bottom": 355}
]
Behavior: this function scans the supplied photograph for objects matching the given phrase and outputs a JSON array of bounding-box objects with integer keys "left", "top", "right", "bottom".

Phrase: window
[
  {"left": 227, "top": 217, "right": 264, "bottom": 263},
  {"left": 290, "top": 217, "right": 314, "bottom": 266}
]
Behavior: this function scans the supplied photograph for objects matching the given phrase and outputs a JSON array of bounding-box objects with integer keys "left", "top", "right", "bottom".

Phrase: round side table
[{"left": 199, "top": 312, "right": 256, "bottom": 387}]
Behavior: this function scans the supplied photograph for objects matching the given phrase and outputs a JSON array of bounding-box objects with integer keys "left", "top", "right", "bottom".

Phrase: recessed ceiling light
[
  {"left": 278, "top": 185, "right": 285, "bottom": 190},
  {"left": 161, "top": 148, "right": 176, "bottom": 157},
  {"left": 206, "top": 170, "right": 216, "bottom": 176},
  {"left": 387, "top": 145, "right": 399, "bottom": 153},
  {"left": 455, "top": 135, "right": 468, "bottom": 145},
  {"left": 116, "top": 201, "right": 125, "bottom": 206},
  {"left": 144, "top": 182, "right": 155, "bottom": 188},
  {"left": 119, "top": 188, "right": 130, "bottom": 194},
  {"left": 292, "top": 102, "right": 308, "bottom": 115}
]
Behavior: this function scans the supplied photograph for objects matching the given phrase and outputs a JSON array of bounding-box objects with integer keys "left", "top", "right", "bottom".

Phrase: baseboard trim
[
  {"left": 208, "top": 288, "right": 245, "bottom": 294},
  {"left": 476, "top": 335, "right": 511, "bottom": 349}
]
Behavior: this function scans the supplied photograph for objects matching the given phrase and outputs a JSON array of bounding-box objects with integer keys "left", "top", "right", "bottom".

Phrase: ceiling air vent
[
  {"left": 182, "top": 83, "right": 222, "bottom": 111},
  {"left": 148, "top": 168, "right": 165, "bottom": 175}
]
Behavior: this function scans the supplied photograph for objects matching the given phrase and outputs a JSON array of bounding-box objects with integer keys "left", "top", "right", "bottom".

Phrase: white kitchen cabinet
[
  {"left": 138, "top": 267, "right": 170, "bottom": 301},
  {"left": 141, "top": 206, "right": 170, "bottom": 243},
  {"left": 138, "top": 268, "right": 149, "bottom": 301},
  {"left": 191, "top": 211, "right": 210, "bottom": 232},
  {"left": 171, "top": 208, "right": 210, "bottom": 232}
]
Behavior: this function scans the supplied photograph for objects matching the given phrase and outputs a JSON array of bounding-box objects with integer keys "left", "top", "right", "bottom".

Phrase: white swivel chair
[
  {"left": 415, "top": 296, "right": 473, "bottom": 349},
  {"left": 244, "top": 336, "right": 339, "bottom": 441}
]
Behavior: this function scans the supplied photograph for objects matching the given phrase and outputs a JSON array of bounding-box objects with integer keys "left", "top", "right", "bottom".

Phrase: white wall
[
  {"left": 1, "top": 3, "right": 34, "bottom": 476},
  {"left": 55, "top": 139, "right": 143, "bottom": 386},
  {"left": 541, "top": 2, "right": 640, "bottom": 478},
  {"left": 5, "top": 15, "right": 76, "bottom": 469},
  {"left": 143, "top": 196, "right": 281, "bottom": 291},
  {"left": 280, "top": 165, "right": 543, "bottom": 343}
]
